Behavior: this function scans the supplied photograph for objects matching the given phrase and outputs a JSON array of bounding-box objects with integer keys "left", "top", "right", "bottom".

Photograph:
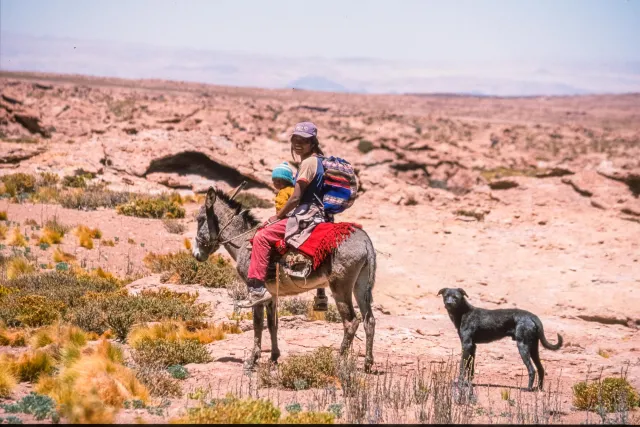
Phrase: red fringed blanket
[{"left": 296, "top": 222, "right": 362, "bottom": 269}]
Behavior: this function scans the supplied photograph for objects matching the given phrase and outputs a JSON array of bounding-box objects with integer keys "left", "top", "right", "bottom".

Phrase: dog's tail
[{"left": 534, "top": 316, "right": 563, "bottom": 350}]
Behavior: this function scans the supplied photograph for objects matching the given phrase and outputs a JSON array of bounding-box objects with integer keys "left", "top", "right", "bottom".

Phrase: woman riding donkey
[{"left": 242, "top": 121, "right": 329, "bottom": 309}]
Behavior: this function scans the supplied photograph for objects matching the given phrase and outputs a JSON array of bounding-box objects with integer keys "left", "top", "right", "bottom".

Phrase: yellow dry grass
[
  {"left": 0, "top": 223, "right": 7, "bottom": 240},
  {"left": 0, "top": 211, "right": 7, "bottom": 221},
  {"left": 8, "top": 227, "right": 27, "bottom": 247},
  {"left": 7, "top": 256, "right": 36, "bottom": 279},
  {"left": 39, "top": 226, "right": 64, "bottom": 245},
  {"left": 53, "top": 247, "right": 76, "bottom": 263},
  {"left": 0, "top": 362, "right": 17, "bottom": 398},
  {"left": 75, "top": 225, "right": 102, "bottom": 249},
  {"left": 128, "top": 321, "right": 239, "bottom": 347},
  {"left": 36, "top": 339, "right": 147, "bottom": 424}
]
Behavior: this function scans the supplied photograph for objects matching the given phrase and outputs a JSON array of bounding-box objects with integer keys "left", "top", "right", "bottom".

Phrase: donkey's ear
[
  {"left": 205, "top": 187, "right": 216, "bottom": 210},
  {"left": 437, "top": 288, "right": 447, "bottom": 296},
  {"left": 458, "top": 288, "right": 468, "bottom": 298}
]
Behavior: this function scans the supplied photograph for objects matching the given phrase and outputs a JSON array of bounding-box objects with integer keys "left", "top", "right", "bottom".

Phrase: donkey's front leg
[
  {"left": 265, "top": 301, "right": 280, "bottom": 363},
  {"left": 244, "top": 304, "right": 264, "bottom": 371}
]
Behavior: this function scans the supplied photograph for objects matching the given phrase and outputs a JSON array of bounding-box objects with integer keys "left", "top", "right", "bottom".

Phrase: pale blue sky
[{"left": 2, "top": 0, "right": 639, "bottom": 63}]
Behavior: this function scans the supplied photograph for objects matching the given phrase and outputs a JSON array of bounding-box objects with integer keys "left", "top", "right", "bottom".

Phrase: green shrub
[
  {"left": 263, "top": 347, "right": 336, "bottom": 390},
  {"left": 116, "top": 194, "right": 185, "bottom": 219},
  {"left": 234, "top": 192, "right": 273, "bottom": 209},
  {"left": 15, "top": 295, "right": 65, "bottom": 327},
  {"left": 167, "top": 364, "right": 189, "bottom": 380},
  {"left": 62, "top": 175, "right": 89, "bottom": 188},
  {"left": 279, "top": 297, "right": 310, "bottom": 316},
  {"left": 144, "top": 251, "right": 238, "bottom": 287},
  {"left": 573, "top": 377, "right": 640, "bottom": 412},
  {"left": 131, "top": 337, "right": 212, "bottom": 368},
  {"left": 1, "top": 173, "right": 37, "bottom": 196},
  {"left": 357, "top": 140, "right": 374, "bottom": 154},
  {"left": 0, "top": 392, "right": 59, "bottom": 421},
  {"left": 281, "top": 411, "right": 334, "bottom": 424}
]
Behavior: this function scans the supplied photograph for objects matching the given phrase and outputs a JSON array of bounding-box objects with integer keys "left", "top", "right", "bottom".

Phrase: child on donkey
[{"left": 271, "top": 161, "right": 328, "bottom": 311}]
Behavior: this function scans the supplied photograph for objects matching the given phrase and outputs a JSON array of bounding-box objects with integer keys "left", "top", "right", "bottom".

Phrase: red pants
[{"left": 247, "top": 219, "right": 287, "bottom": 282}]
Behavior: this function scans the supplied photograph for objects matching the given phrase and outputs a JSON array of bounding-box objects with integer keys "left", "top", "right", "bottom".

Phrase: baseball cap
[{"left": 292, "top": 122, "right": 318, "bottom": 139}]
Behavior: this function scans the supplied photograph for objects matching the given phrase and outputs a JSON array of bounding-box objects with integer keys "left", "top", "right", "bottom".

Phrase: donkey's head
[{"left": 192, "top": 187, "right": 221, "bottom": 262}]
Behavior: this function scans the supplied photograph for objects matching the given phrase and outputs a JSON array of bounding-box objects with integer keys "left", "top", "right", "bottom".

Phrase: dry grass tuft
[
  {"left": 171, "top": 395, "right": 281, "bottom": 424},
  {"left": 7, "top": 256, "right": 36, "bottom": 279},
  {"left": 75, "top": 225, "right": 102, "bottom": 249},
  {"left": 0, "top": 362, "right": 17, "bottom": 398},
  {"left": 35, "top": 339, "right": 148, "bottom": 424},
  {"left": 116, "top": 193, "right": 185, "bottom": 219},
  {"left": 8, "top": 227, "right": 28, "bottom": 247},
  {"left": 53, "top": 248, "right": 76, "bottom": 263},
  {"left": 0, "top": 223, "right": 7, "bottom": 240},
  {"left": 0, "top": 211, "right": 7, "bottom": 221}
]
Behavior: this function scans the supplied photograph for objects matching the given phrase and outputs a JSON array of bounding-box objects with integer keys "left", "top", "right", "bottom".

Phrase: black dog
[{"left": 438, "top": 287, "right": 563, "bottom": 391}]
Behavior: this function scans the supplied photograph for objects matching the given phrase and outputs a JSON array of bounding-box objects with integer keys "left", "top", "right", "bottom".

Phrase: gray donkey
[{"left": 191, "top": 187, "right": 377, "bottom": 372}]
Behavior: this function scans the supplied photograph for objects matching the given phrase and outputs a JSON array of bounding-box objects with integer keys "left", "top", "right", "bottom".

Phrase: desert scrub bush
[
  {"left": 66, "top": 288, "right": 207, "bottom": 337},
  {"left": 0, "top": 362, "right": 17, "bottom": 397},
  {"left": 234, "top": 192, "right": 273, "bottom": 209},
  {"left": 8, "top": 227, "right": 27, "bottom": 247},
  {"left": 172, "top": 395, "right": 281, "bottom": 424},
  {"left": 261, "top": 347, "right": 336, "bottom": 390},
  {"left": 116, "top": 193, "right": 185, "bottom": 219},
  {"left": 163, "top": 218, "right": 186, "bottom": 234},
  {"left": 144, "top": 251, "right": 238, "bottom": 287},
  {"left": 0, "top": 270, "right": 121, "bottom": 327},
  {"left": 101, "top": 239, "right": 115, "bottom": 247},
  {"left": 1, "top": 173, "right": 37, "bottom": 197},
  {"left": 62, "top": 174, "right": 92, "bottom": 188},
  {"left": 131, "top": 337, "right": 212, "bottom": 368},
  {"left": 573, "top": 377, "right": 640, "bottom": 412},
  {"left": 136, "top": 366, "right": 181, "bottom": 398},
  {"left": 37, "top": 172, "right": 59, "bottom": 187},
  {"left": 357, "top": 139, "right": 375, "bottom": 154},
  {"left": 0, "top": 211, "right": 7, "bottom": 221},
  {"left": 279, "top": 297, "right": 309, "bottom": 316},
  {"left": 281, "top": 411, "right": 335, "bottom": 424},
  {"left": 6, "top": 256, "right": 36, "bottom": 279},
  {"left": 59, "top": 185, "right": 133, "bottom": 210}
]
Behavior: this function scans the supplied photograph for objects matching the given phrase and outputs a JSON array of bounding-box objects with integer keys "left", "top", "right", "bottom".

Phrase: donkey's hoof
[{"left": 364, "top": 359, "right": 374, "bottom": 373}]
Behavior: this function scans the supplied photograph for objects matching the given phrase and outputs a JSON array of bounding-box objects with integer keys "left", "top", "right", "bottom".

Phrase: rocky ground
[{"left": 1, "top": 71, "right": 639, "bottom": 424}]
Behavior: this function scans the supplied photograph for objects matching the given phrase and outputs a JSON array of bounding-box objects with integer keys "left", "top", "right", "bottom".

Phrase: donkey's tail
[
  {"left": 365, "top": 232, "right": 377, "bottom": 306},
  {"left": 534, "top": 316, "right": 563, "bottom": 350}
]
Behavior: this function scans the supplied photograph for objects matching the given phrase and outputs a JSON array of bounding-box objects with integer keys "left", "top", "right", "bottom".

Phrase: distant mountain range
[{"left": 1, "top": 33, "right": 639, "bottom": 96}]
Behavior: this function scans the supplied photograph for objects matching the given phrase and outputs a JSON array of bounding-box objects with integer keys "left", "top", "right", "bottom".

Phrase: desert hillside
[{"left": 1, "top": 71, "right": 639, "bottom": 424}]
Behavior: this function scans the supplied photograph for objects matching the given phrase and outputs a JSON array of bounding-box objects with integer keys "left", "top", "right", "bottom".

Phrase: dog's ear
[
  {"left": 205, "top": 187, "right": 216, "bottom": 210},
  {"left": 437, "top": 288, "right": 447, "bottom": 296},
  {"left": 458, "top": 288, "right": 468, "bottom": 298}
]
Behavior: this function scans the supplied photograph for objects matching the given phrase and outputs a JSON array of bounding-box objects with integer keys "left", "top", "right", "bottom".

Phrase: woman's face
[{"left": 291, "top": 135, "right": 313, "bottom": 156}]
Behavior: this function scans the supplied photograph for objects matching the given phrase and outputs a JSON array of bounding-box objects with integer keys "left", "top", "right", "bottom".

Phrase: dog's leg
[
  {"left": 460, "top": 338, "right": 476, "bottom": 387},
  {"left": 530, "top": 340, "right": 544, "bottom": 390},
  {"left": 517, "top": 340, "right": 536, "bottom": 391}
]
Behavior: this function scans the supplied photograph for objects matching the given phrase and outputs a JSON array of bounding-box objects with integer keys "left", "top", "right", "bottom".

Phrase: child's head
[{"left": 272, "top": 162, "right": 294, "bottom": 190}]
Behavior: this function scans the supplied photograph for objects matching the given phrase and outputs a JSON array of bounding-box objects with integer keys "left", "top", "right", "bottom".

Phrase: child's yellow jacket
[{"left": 275, "top": 187, "right": 294, "bottom": 213}]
